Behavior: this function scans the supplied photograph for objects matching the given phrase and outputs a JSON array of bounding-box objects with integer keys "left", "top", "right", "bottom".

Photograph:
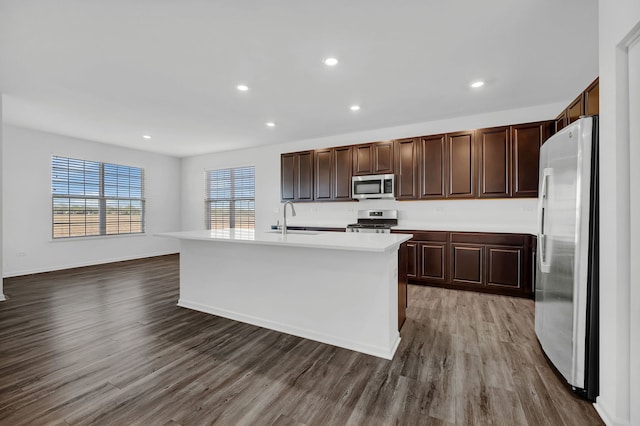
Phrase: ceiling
[{"left": 0, "top": 0, "right": 598, "bottom": 157}]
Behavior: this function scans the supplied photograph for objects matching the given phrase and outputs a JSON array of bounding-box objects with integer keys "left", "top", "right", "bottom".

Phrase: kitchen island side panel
[{"left": 177, "top": 239, "right": 400, "bottom": 359}]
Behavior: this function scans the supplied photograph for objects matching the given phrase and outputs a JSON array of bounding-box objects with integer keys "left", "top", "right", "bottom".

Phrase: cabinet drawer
[
  {"left": 404, "top": 231, "right": 448, "bottom": 242},
  {"left": 451, "top": 232, "right": 525, "bottom": 246}
]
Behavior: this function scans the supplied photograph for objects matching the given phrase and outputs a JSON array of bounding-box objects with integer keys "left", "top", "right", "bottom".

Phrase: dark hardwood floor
[{"left": 0, "top": 255, "right": 602, "bottom": 425}]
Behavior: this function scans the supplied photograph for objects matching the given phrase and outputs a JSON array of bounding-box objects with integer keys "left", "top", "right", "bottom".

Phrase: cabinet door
[
  {"left": 584, "top": 78, "right": 599, "bottom": 116},
  {"left": 405, "top": 242, "right": 418, "bottom": 279},
  {"left": 419, "top": 242, "right": 448, "bottom": 283},
  {"left": 398, "top": 242, "right": 409, "bottom": 330},
  {"left": 477, "top": 126, "right": 510, "bottom": 198},
  {"left": 297, "top": 151, "right": 314, "bottom": 201},
  {"left": 485, "top": 245, "right": 523, "bottom": 289},
  {"left": 395, "top": 138, "right": 419, "bottom": 199},
  {"left": 447, "top": 130, "right": 476, "bottom": 198},
  {"left": 555, "top": 111, "right": 568, "bottom": 133},
  {"left": 419, "top": 134, "right": 447, "bottom": 199},
  {"left": 352, "top": 143, "right": 373, "bottom": 176},
  {"left": 314, "top": 149, "right": 333, "bottom": 201},
  {"left": 333, "top": 146, "right": 353, "bottom": 200},
  {"left": 567, "top": 94, "right": 584, "bottom": 124},
  {"left": 451, "top": 244, "right": 483, "bottom": 286},
  {"left": 511, "top": 122, "right": 549, "bottom": 198},
  {"left": 281, "top": 153, "right": 296, "bottom": 201},
  {"left": 373, "top": 141, "right": 394, "bottom": 174}
]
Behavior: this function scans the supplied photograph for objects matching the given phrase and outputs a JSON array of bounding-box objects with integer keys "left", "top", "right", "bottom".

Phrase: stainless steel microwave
[{"left": 352, "top": 174, "right": 395, "bottom": 199}]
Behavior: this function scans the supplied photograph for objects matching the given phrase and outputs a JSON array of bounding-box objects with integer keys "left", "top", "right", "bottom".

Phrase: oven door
[{"left": 352, "top": 174, "right": 395, "bottom": 199}]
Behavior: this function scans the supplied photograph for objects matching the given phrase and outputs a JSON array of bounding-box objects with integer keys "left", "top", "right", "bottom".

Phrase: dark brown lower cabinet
[
  {"left": 398, "top": 242, "right": 408, "bottom": 330},
  {"left": 486, "top": 245, "right": 523, "bottom": 289},
  {"left": 418, "top": 242, "right": 447, "bottom": 282},
  {"left": 451, "top": 244, "right": 484, "bottom": 286},
  {"left": 405, "top": 241, "right": 417, "bottom": 279},
  {"left": 394, "top": 230, "right": 535, "bottom": 298}
]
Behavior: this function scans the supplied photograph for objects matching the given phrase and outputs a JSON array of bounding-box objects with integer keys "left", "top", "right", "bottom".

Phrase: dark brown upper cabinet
[
  {"left": 555, "top": 111, "right": 568, "bottom": 133},
  {"left": 333, "top": 146, "right": 353, "bottom": 200},
  {"left": 313, "top": 146, "right": 353, "bottom": 202},
  {"left": 477, "top": 126, "right": 511, "bottom": 198},
  {"left": 314, "top": 148, "right": 333, "bottom": 201},
  {"left": 281, "top": 151, "right": 313, "bottom": 202},
  {"left": 281, "top": 153, "right": 296, "bottom": 200},
  {"left": 352, "top": 141, "right": 394, "bottom": 175},
  {"left": 419, "top": 134, "right": 447, "bottom": 199},
  {"left": 352, "top": 143, "right": 373, "bottom": 175},
  {"left": 567, "top": 94, "right": 584, "bottom": 124},
  {"left": 584, "top": 78, "right": 599, "bottom": 116},
  {"left": 281, "top": 118, "right": 555, "bottom": 203},
  {"left": 374, "top": 141, "right": 395, "bottom": 174},
  {"left": 395, "top": 138, "right": 419, "bottom": 200},
  {"left": 446, "top": 130, "right": 476, "bottom": 198},
  {"left": 555, "top": 77, "right": 599, "bottom": 134},
  {"left": 512, "top": 122, "right": 550, "bottom": 198}
]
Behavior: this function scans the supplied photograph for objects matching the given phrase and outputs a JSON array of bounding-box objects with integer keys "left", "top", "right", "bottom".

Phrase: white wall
[
  {"left": 2, "top": 125, "right": 181, "bottom": 277},
  {"left": 0, "top": 96, "right": 4, "bottom": 299},
  {"left": 596, "top": 1, "right": 640, "bottom": 425},
  {"left": 182, "top": 102, "right": 566, "bottom": 235}
]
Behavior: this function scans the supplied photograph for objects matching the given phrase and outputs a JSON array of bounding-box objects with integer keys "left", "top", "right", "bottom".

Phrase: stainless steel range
[{"left": 346, "top": 210, "right": 398, "bottom": 233}]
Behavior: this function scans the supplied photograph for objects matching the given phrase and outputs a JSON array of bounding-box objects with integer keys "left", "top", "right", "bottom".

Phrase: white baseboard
[
  {"left": 594, "top": 398, "right": 630, "bottom": 426},
  {"left": 178, "top": 298, "right": 401, "bottom": 360},
  {"left": 3, "top": 251, "right": 178, "bottom": 278}
]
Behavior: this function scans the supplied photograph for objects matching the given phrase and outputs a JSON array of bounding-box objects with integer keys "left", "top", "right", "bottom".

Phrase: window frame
[
  {"left": 205, "top": 165, "right": 255, "bottom": 230},
  {"left": 51, "top": 156, "right": 145, "bottom": 239}
]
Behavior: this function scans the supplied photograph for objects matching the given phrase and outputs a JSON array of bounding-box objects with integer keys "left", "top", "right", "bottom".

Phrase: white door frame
[{"left": 625, "top": 24, "right": 640, "bottom": 426}]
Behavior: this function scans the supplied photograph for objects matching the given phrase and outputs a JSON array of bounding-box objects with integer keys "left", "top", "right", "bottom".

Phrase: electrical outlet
[{"left": 16, "top": 252, "right": 26, "bottom": 257}]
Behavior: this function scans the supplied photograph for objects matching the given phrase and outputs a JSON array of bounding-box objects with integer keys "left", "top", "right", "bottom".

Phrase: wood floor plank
[{"left": 0, "top": 254, "right": 603, "bottom": 425}]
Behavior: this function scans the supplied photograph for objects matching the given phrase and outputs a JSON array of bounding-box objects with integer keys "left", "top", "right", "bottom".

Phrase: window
[
  {"left": 52, "top": 156, "right": 145, "bottom": 238},
  {"left": 206, "top": 166, "right": 255, "bottom": 230}
]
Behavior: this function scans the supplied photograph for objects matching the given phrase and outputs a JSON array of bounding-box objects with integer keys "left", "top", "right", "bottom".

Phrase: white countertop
[
  {"left": 282, "top": 222, "right": 537, "bottom": 235},
  {"left": 392, "top": 223, "right": 537, "bottom": 234},
  {"left": 156, "top": 229, "right": 412, "bottom": 253}
]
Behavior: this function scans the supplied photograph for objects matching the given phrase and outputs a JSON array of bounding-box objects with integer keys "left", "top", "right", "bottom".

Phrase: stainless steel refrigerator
[{"left": 535, "top": 116, "right": 599, "bottom": 401}]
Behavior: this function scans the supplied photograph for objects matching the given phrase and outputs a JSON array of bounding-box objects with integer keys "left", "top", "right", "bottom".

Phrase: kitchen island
[{"left": 156, "top": 229, "right": 412, "bottom": 359}]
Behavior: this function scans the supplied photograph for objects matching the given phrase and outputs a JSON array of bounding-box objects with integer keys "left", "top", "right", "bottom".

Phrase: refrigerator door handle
[{"left": 540, "top": 168, "right": 553, "bottom": 273}]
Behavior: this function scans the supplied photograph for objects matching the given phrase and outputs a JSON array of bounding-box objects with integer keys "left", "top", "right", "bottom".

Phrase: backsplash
[{"left": 274, "top": 197, "right": 538, "bottom": 234}]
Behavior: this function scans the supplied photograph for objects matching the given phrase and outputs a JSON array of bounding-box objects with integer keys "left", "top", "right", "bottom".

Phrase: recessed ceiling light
[
  {"left": 266, "top": 122, "right": 276, "bottom": 127},
  {"left": 323, "top": 57, "right": 339, "bottom": 66},
  {"left": 236, "top": 84, "right": 249, "bottom": 91},
  {"left": 470, "top": 80, "right": 485, "bottom": 88},
  {"left": 350, "top": 105, "right": 361, "bottom": 111},
  {"left": 142, "top": 135, "right": 151, "bottom": 139}
]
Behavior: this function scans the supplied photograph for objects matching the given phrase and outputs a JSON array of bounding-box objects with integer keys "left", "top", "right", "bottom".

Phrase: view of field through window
[
  {"left": 52, "top": 156, "right": 144, "bottom": 238},
  {"left": 206, "top": 166, "right": 255, "bottom": 230}
]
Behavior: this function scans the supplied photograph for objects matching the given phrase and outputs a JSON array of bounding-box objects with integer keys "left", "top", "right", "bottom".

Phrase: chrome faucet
[{"left": 282, "top": 201, "right": 296, "bottom": 236}]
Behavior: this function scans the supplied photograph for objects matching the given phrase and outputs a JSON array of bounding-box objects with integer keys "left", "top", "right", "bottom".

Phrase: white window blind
[
  {"left": 206, "top": 166, "right": 255, "bottom": 230},
  {"left": 52, "top": 156, "right": 145, "bottom": 238}
]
